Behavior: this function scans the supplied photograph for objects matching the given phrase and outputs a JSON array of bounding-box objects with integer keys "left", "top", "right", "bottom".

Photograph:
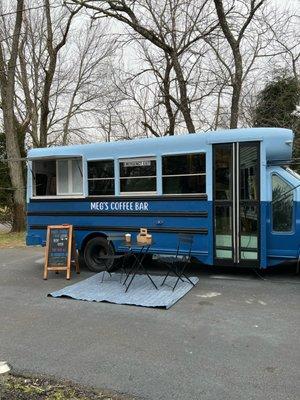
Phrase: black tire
[{"left": 84, "top": 236, "right": 116, "bottom": 272}]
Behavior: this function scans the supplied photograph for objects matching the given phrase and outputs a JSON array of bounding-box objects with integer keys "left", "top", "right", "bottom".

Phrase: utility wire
[
  {"left": 0, "top": 157, "right": 28, "bottom": 162},
  {"left": 252, "top": 268, "right": 300, "bottom": 284},
  {"left": 0, "top": 184, "right": 43, "bottom": 191},
  {"left": 0, "top": 3, "right": 73, "bottom": 43},
  {"left": 0, "top": 3, "right": 63, "bottom": 18}
]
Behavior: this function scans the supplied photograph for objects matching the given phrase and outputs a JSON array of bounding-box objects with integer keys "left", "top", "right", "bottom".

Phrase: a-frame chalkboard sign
[{"left": 44, "top": 225, "right": 80, "bottom": 280}]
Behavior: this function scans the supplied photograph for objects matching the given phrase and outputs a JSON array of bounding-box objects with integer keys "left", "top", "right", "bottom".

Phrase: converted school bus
[{"left": 26, "top": 127, "right": 300, "bottom": 271}]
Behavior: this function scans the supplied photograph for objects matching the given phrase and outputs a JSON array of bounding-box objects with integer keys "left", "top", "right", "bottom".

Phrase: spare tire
[{"left": 84, "top": 236, "right": 116, "bottom": 272}]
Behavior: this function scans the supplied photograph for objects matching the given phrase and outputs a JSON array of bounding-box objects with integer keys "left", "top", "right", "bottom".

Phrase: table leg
[
  {"left": 123, "top": 253, "right": 140, "bottom": 285},
  {"left": 125, "top": 245, "right": 158, "bottom": 291}
]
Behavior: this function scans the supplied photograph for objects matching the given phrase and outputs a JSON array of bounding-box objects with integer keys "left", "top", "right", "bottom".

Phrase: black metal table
[{"left": 118, "top": 241, "right": 158, "bottom": 292}]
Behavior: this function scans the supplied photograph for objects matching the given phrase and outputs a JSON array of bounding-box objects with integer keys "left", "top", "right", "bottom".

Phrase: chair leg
[
  {"left": 101, "top": 265, "right": 112, "bottom": 283},
  {"left": 120, "top": 256, "right": 129, "bottom": 283},
  {"left": 182, "top": 273, "right": 195, "bottom": 286},
  {"left": 172, "top": 262, "right": 195, "bottom": 290},
  {"left": 161, "top": 267, "right": 171, "bottom": 286},
  {"left": 161, "top": 261, "right": 187, "bottom": 287},
  {"left": 172, "top": 276, "right": 181, "bottom": 291}
]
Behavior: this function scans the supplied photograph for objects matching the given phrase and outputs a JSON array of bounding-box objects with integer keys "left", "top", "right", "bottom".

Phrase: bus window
[
  {"left": 56, "top": 158, "right": 83, "bottom": 195},
  {"left": 88, "top": 160, "right": 115, "bottom": 196},
  {"left": 119, "top": 158, "right": 157, "bottom": 194},
  {"left": 162, "top": 153, "right": 205, "bottom": 194},
  {"left": 32, "top": 160, "right": 56, "bottom": 196},
  {"left": 272, "top": 174, "right": 293, "bottom": 232}
]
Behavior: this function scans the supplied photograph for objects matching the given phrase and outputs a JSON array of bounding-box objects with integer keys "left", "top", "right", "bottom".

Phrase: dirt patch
[
  {"left": 0, "top": 373, "right": 137, "bottom": 400},
  {"left": 0, "top": 232, "right": 25, "bottom": 248}
]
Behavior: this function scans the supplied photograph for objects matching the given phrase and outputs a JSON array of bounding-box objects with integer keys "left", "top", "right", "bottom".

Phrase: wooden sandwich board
[{"left": 44, "top": 224, "right": 80, "bottom": 280}]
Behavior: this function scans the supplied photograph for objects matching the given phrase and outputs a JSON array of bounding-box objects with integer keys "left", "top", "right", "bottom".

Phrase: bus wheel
[{"left": 84, "top": 236, "right": 115, "bottom": 272}]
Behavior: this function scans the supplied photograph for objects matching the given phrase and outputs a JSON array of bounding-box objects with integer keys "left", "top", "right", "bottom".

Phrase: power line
[
  {"left": 0, "top": 184, "right": 43, "bottom": 191},
  {"left": 0, "top": 3, "right": 69, "bottom": 43},
  {"left": 0, "top": 3, "right": 62, "bottom": 18},
  {"left": 0, "top": 157, "right": 28, "bottom": 162}
]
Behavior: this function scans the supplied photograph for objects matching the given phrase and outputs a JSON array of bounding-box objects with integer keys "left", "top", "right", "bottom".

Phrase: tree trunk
[
  {"left": 230, "top": 53, "right": 243, "bottom": 129},
  {"left": 0, "top": 0, "right": 26, "bottom": 231},
  {"left": 171, "top": 53, "right": 195, "bottom": 133},
  {"left": 163, "top": 57, "right": 176, "bottom": 135},
  {"left": 39, "top": 69, "right": 53, "bottom": 147},
  {"left": 2, "top": 102, "right": 26, "bottom": 232},
  {"left": 230, "top": 82, "right": 242, "bottom": 129}
]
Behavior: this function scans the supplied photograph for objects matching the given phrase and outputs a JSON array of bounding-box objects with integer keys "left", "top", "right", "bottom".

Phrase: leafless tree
[
  {"left": 48, "top": 22, "right": 118, "bottom": 145},
  {"left": 7, "top": 0, "right": 118, "bottom": 147},
  {"left": 0, "top": 0, "right": 118, "bottom": 229},
  {"left": 211, "top": 0, "right": 268, "bottom": 129},
  {"left": 69, "top": 0, "right": 219, "bottom": 134},
  {"left": 0, "top": 0, "right": 28, "bottom": 231}
]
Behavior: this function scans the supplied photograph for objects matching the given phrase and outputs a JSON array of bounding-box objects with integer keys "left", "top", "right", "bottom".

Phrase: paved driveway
[{"left": 0, "top": 247, "right": 299, "bottom": 400}]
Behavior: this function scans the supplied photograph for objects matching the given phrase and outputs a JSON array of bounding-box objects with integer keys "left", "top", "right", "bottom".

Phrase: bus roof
[{"left": 27, "top": 127, "right": 293, "bottom": 162}]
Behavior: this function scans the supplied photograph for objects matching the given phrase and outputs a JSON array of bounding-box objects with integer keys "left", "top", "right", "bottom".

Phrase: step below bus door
[{"left": 213, "top": 142, "right": 260, "bottom": 266}]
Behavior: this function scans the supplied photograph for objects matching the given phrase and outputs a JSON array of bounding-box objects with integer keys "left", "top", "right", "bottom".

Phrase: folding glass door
[{"left": 213, "top": 142, "right": 260, "bottom": 266}]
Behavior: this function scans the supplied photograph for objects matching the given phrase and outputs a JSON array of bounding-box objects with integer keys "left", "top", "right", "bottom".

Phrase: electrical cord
[{"left": 252, "top": 267, "right": 300, "bottom": 284}]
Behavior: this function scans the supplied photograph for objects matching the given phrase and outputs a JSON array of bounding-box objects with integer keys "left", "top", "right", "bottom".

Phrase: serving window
[
  {"left": 162, "top": 153, "right": 206, "bottom": 194},
  {"left": 32, "top": 158, "right": 83, "bottom": 197},
  {"left": 32, "top": 160, "right": 56, "bottom": 196},
  {"left": 57, "top": 159, "right": 83, "bottom": 195},
  {"left": 119, "top": 158, "right": 157, "bottom": 194},
  {"left": 88, "top": 160, "right": 115, "bottom": 195}
]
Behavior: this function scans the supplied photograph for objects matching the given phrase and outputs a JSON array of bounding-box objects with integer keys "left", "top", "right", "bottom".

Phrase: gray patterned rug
[{"left": 48, "top": 272, "right": 199, "bottom": 309}]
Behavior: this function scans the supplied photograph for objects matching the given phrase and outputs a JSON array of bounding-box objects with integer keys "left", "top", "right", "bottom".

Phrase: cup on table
[{"left": 125, "top": 233, "right": 131, "bottom": 243}]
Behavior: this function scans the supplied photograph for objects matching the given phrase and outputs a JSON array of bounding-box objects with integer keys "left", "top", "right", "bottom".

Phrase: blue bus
[{"left": 26, "top": 127, "right": 300, "bottom": 270}]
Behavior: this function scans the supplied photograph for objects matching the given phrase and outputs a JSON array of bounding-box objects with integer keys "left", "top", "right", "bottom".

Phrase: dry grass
[
  {"left": 0, "top": 373, "right": 137, "bottom": 400},
  {"left": 0, "top": 231, "right": 25, "bottom": 248}
]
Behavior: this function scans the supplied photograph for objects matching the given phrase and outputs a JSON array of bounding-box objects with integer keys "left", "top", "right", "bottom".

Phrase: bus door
[{"left": 213, "top": 142, "right": 260, "bottom": 266}]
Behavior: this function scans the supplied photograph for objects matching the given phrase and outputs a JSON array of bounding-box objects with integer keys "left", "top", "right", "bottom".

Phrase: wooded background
[{"left": 0, "top": 0, "right": 299, "bottom": 231}]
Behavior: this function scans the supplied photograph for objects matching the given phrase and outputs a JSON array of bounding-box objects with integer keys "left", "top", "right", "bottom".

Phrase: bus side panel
[
  {"left": 26, "top": 199, "right": 214, "bottom": 266},
  {"left": 266, "top": 200, "right": 300, "bottom": 266},
  {"left": 260, "top": 201, "right": 268, "bottom": 268}
]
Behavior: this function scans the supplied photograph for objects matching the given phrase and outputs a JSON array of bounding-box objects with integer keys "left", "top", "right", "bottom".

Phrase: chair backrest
[
  {"left": 176, "top": 234, "right": 194, "bottom": 259},
  {"left": 106, "top": 233, "right": 126, "bottom": 251},
  {"left": 107, "top": 233, "right": 125, "bottom": 242}
]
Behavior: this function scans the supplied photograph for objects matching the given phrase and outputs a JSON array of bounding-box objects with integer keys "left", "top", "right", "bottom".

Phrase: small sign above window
[{"left": 124, "top": 160, "right": 151, "bottom": 167}]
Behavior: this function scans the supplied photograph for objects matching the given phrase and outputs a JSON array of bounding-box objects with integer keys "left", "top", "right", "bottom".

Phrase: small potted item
[
  {"left": 137, "top": 228, "right": 152, "bottom": 244},
  {"left": 125, "top": 233, "right": 131, "bottom": 243}
]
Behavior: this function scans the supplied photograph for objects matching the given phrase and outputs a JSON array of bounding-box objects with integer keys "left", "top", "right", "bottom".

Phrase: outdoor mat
[{"left": 48, "top": 272, "right": 199, "bottom": 309}]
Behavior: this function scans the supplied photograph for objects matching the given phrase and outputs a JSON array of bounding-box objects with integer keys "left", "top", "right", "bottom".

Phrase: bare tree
[
  {"left": 212, "top": 0, "right": 267, "bottom": 128},
  {"left": 51, "top": 23, "right": 118, "bottom": 145},
  {"left": 0, "top": 0, "right": 28, "bottom": 231},
  {"left": 69, "top": 0, "right": 219, "bottom": 134},
  {"left": 36, "top": 0, "right": 82, "bottom": 146},
  {"left": 12, "top": 1, "right": 117, "bottom": 147}
]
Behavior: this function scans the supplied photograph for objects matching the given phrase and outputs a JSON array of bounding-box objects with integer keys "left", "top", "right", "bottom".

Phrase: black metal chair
[
  {"left": 157, "top": 234, "right": 195, "bottom": 291},
  {"left": 100, "top": 233, "right": 130, "bottom": 282}
]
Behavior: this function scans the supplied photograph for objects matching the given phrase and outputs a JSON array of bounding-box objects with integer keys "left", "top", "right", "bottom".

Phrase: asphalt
[{"left": 0, "top": 247, "right": 299, "bottom": 400}]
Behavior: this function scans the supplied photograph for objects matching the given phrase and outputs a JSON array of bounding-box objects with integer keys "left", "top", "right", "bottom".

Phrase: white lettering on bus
[
  {"left": 90, "top": 201, "right": 149, "bottom": 211},
  {"left": 91, "top": 202, "right": 99, "bottom": 210},
  {"left": 134, "top": 202, "right": 148, "bottom": 211}
]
